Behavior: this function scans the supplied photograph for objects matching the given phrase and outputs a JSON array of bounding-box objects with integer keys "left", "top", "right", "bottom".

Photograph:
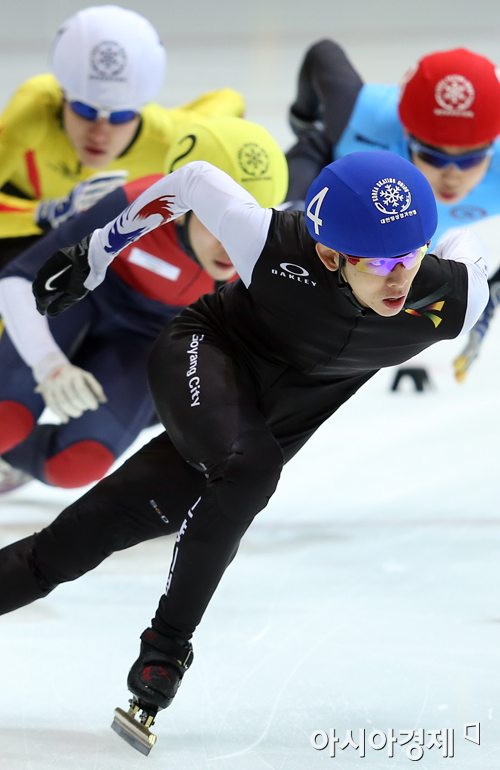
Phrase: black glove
[
  {"left": 127, "top": 627, "right": 194, "bottom": 711},
  {"left": 32, "top": 234, "right": 92, "bottom": 317}
]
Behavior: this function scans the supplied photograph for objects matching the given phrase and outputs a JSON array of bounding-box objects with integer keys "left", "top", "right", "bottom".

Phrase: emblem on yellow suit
[{"left": 238, "top": 143, "right": 269, "bottom": 176}]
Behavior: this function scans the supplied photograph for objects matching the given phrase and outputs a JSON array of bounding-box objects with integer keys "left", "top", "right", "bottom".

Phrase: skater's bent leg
[
  {"left": 0, "top": 329, "right": 44, "bottom": 454},
  {"left": 286, "top": 39, "right": 364, "bottom": 198},
  {"left": 153, "top": 426, "right": 284, "bottom": 639},
  {"left": 147, "top": 329, "right": 285, "bottom": 640},
  {"left": 290, "top": 38, "right": 363, "bottom": 143},
  {"left": 0, "top": 432, "right": 206, "bottom": 615},
  {"left": 286, "top": 130, "right": 334, "bottom": 201},
  {"left": 5, "top": 331, "right": 159, "bottom": 488},
  {"left": 35, "top": 431, "right": 206, "bottom": 584}
]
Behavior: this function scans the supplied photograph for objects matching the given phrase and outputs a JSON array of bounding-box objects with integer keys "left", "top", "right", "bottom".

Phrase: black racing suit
[{"left": 0, "top": 210, "right": 472, "bottom": 640}]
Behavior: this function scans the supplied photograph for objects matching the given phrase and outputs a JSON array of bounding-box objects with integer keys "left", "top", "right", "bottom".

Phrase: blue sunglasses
[
  {"left": 408, "top": 136, "right": 493, "bottom": 171},
  {"left": 69, "top": 101, "right": 138, "bottom": 125}
]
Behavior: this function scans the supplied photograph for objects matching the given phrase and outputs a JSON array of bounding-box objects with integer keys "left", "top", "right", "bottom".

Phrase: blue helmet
[{"left": 304, "top": 151, "right": 437, "bottom": 257}]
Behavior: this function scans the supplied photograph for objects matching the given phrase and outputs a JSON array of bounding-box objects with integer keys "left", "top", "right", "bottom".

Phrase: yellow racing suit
[{"left": 0, "top": 74, "right": 245, "bottom": 240}]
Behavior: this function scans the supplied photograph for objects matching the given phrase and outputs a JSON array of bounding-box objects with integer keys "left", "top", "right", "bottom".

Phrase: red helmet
[{"left": 398, "top": 48, "right": 500, "bottom": 148}]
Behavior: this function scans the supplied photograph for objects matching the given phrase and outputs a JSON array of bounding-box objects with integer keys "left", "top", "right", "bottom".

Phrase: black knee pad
[{"left": 211, "top": 429, "right": 284, "bottom": 522}]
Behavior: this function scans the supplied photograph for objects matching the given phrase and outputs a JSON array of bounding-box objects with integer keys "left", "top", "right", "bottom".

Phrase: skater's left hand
[{"left": 35, "top": 362, "right": 107, "bottom": 422}]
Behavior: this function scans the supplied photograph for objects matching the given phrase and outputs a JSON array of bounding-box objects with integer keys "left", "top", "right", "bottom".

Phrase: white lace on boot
[{"left": 0, "top": 457, "right": 33, "bottom": 493}]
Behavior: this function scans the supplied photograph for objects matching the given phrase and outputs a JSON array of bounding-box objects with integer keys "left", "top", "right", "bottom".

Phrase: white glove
[
  {"left": 34, "top": 363, "right": 107, "bottom": 423},
  {"left": 35, "top": 170, "right": 129, "bottom": 230}
]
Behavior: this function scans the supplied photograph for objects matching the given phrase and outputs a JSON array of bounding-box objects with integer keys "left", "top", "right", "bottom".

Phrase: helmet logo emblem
[
  {"left": 372, "top": 178, "right": 415, "bottom": 225},
  {"left": 91, "top": 41, "right": 127, "bottom": 80},
  {"left": 434, "top": 74, "right": 475, "bottom": 118},
  {"left": 238, "top": 143, "right": 269, "bottom": 176}
]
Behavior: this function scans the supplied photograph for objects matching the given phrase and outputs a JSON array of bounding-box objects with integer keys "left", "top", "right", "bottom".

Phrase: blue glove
[{"left": 35, "top": 170, "right": 128, "bottom": 230}]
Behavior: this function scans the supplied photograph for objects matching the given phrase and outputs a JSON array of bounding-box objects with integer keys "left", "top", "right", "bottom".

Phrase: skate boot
[
  {"left": 0, "top": 457, "right": 32, "bottom": 494},
  {"left": 111, "top": 627, "right": 193, "bottom": 755}
]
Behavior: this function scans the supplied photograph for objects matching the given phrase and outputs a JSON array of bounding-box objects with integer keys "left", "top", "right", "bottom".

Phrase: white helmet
[{"left": 51, "top": 5, "right": 166, "bottom": 112}]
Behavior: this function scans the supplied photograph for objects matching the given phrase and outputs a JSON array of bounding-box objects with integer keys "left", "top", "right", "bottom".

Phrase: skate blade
[{"left": 111, "top": 707, "right": 157, "bottom": 756}]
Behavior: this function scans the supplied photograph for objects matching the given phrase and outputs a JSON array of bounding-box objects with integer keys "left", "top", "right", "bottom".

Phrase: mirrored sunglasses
[
  {"left": 408, "top": 137, "right": 493, "bottom": 171},
  {"left": 69, "top": 101, "right": 138, "bottom": 125},
  {"left": 340, "top": 245, "right": 428, "bottom": 276}
]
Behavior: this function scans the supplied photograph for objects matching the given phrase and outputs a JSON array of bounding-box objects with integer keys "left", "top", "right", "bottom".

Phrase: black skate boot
[{"left": 111, "top": 627, "right": 193, "bottom": 755}]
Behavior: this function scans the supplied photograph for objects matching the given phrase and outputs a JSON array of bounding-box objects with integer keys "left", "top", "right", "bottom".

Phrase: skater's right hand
[
  {"left": 35, "top": 363, "right": 107, "bottom": 422},
  {"left": 32, "top": 235, "right": 92, "bottom": 317}
]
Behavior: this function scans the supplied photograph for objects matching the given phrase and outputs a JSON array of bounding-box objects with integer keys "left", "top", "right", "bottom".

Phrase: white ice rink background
[{"left": 1, "top": 2, "right": 500, "bottom": 768}]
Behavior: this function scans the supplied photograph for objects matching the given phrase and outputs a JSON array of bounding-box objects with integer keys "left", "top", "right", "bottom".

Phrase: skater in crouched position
[
  {"left": 0, "top": 4, "right": 244, "bottom": 272},
  {"left": 287, "top": 41, "right": 500, "bottom": 383},
  {"left": 0, "top": 117, "right": 287, "bottom": 491},
  {"left": 0, "top": 150, "right": 489, "bottom": 749}
]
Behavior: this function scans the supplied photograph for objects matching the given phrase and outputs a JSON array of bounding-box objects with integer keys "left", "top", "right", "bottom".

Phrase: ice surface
[
  {"left": 2, "top": 2, "right": 500, "bottom": 767},
  {"left": 3, "top": 336, "right": 500, "bottom": 769}
]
